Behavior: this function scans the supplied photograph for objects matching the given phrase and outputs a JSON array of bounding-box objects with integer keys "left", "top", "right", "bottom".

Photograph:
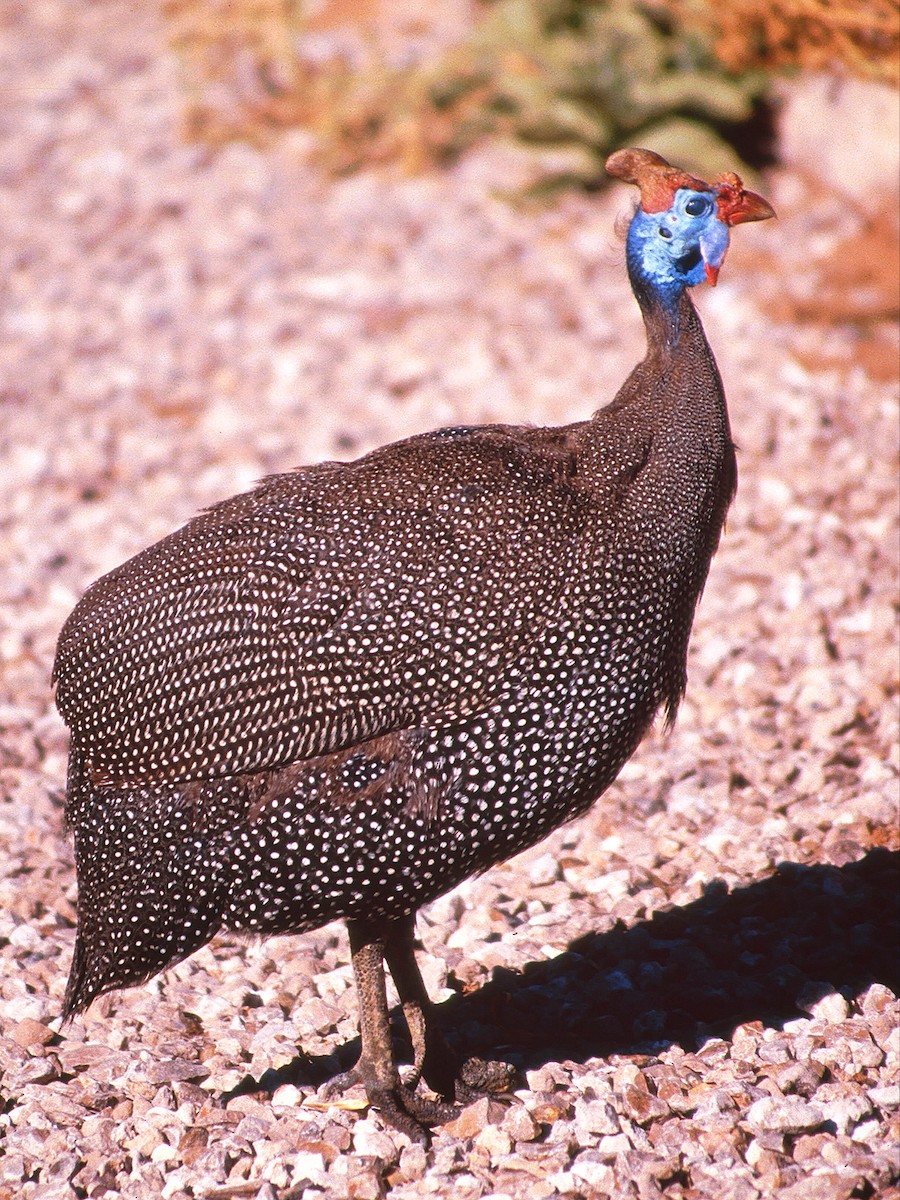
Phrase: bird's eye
[
  {"left": 685, "top": 196, "right": 710, "bottom": 217},
  {"left": 658, "top": 226, "right": 672, "bottom": 240}
]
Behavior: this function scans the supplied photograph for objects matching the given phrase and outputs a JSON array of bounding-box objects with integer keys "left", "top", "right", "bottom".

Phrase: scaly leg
[
  {"left": 321, "top": 915, "right": 515, "bottom": 1139},
  {"left": 327, "top": 916, "right": 458, "bottom": 1141},
  {"left": 382, "top": 914, "right": 516, "bottom": 1103}
]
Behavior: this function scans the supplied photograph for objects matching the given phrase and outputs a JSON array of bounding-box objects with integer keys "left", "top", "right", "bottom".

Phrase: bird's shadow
[{"left": 235, "top": 847, "right": 898, "bottom": 1099}]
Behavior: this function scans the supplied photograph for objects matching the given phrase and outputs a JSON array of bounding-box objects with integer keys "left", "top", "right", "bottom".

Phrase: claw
[
  {"left": 317, "top": 1057, "right": 460, "bottom": 1142},
  {"left": 455, "top": 1055, "right": 518, "bottom": 1103},
  {"left": 317, "top": 1063, "right": 363, "bottom": 1102}
]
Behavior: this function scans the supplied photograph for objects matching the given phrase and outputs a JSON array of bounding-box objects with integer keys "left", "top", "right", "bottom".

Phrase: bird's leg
[
  {"left": 321, "top": 915, "right": 515, "bottom": 1138},
  {"left": 328, "top": 916, "right": 459, "bottom": 1141},
  {"left": 381, "top": 913, "right": 457, "bottom": 1097},
  {"left": 383, "top": 914, "right": 517, "bottom": 1104}
]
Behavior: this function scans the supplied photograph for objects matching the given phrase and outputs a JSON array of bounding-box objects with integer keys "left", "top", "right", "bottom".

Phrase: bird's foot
[
  {"left": 454, "top": 1055, "right": 517, "bottom": 1104},
  {"left": 318, "top": 1060, "right": 459, "bottom": 1143},
  {"left": 317, "top": 1063, "right": 362, "bottom": 1104},
  {"left": 319, "top": 1052, "right": 516, "bottom": 1140},
  {"left": 338, "top": 916, "right": 517, "bottom": 1140},
  {"left": 365, "top": 1081, "right": 460, "bottom": 1143}
]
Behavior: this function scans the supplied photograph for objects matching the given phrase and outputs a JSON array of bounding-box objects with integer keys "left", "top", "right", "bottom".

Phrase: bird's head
[{"left": 606, "top": 148, "right": 774, "bottom": 295}]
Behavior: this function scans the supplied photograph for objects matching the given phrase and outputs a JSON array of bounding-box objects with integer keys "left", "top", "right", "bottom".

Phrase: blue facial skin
[{"left": 626, "top": 188, "right": 730, "bottom": 306}]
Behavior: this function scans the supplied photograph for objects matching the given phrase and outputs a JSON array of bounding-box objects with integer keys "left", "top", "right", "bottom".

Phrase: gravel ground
[{"left": 1, "top": 3, "right": 898, "bottom": 1199}]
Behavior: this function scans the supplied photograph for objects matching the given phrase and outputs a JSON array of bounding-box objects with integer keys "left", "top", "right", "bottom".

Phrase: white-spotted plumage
[
  {"left": 54, "top": 150, "right": 774, "bottom": 1139},
  {"left": 59, "top": 361, "right": 732, "bottom": 1013}
]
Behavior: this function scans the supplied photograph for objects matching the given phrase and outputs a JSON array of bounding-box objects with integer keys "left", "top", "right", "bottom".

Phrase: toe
[{"left": 455, "top": 1056, "right": 518, "bottom": 1103}]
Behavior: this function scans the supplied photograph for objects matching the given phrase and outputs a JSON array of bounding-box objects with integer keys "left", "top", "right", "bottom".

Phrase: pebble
[
  {"left": 573, "top": 1096, "right": 620, "bottom": 1136},
  {"left": 746, "top": 1097, "right": 826, "bottom": 1135},
  {"left": 569, "top": 1152, "right": 614, "bottom": 1191},
  {"left": 849, "top": 1118, "right": 882, "bottom": 1144},
  {"left": 500, "top": 1104, "right": 540, "bottom": 1143},
  {"left": 621, "top": 1083, "right": 669, "bottom": 1124},
  {"left": 595, "top": 1132, "right": 631, "bottom": 1158},
  {"left": 7, "top": 1057, "right": 60, "bottom": 1088},
  {"left": 815, "top": 1085, "right": 873, "bottom": 1135},
  {"left": 526, "top": 852, "right": 561, "bottom": 886},
  {"left": 547, "top": 1169, "right": 578, "bottom": 1195},
  {"left": 288, "top": 1149, "right": 328, "bottom": 1184},
  {"left": 796, "top": 984, "right": 851, "bottom": 1023},
  {"left": 352, "top": 1120, "right": 399, "bottom": 1161},
  {"left": 271, "top": 1083, "right": 304, "bottom": 1108},
  {"left": 143, "top": 1057, "right": 209, "bottom": 1084},
  {"left": 475, "top": 1124, "right": 512, "bottom": 1159},
  {"left": 860, "top": 984, "right": 896, "bottom": 1018},
  {"left": 867, "top": 1085, "right": 900, "bottom": 1110},
  {"left": 440, "top": 1096, "right": 507, "bottom": 1140},
  {"left": 399, "top": 1142, "right": 428, "bottom": 1180},
  {"left": 778, "top": 1173, "right": 860, "bottom": 1200},
  {"left": 767, "top": 1060, "right": 825, "bottom": 1098},
  {"left": 11, "top": 1019, "right": 57, "bottom": 1048}
]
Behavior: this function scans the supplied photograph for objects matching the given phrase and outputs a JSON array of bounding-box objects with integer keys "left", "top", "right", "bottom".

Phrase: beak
[
  {"left": 715, "top": 173, "right": 776, "bottom": 227},
  {"left": 724, "top": 189, "right": 776, "bottom": 226},
  {"left": 705, "top": 262, "right": 720, "bottom": 286}
]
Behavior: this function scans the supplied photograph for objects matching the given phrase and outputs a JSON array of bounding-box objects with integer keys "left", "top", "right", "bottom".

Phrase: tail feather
[{"left": 62, "top": 759, "right": 241, "bottom": 1017}]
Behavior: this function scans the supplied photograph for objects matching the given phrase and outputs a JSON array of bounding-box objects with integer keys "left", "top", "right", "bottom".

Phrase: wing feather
[{"left": 54, "top": 428, "right": 590, "bottom": 786}]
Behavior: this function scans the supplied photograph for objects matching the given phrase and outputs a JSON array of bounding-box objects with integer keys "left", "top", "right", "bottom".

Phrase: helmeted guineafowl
[{"left": 54, "top": 149, "right": 774, "bottom": 1139}]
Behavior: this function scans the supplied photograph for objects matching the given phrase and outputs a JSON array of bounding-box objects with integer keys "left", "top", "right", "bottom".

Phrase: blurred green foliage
[
  {"left": 429, "top": 0, "right": 769, "bottom": 184},
  {"left": 166, "top": 0, "right": 772, "bottom": 187}
]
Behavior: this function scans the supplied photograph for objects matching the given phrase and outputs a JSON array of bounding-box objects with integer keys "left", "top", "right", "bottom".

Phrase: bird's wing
[{"left": 54, "top": 427, "right": 591, "bottom": 787}]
